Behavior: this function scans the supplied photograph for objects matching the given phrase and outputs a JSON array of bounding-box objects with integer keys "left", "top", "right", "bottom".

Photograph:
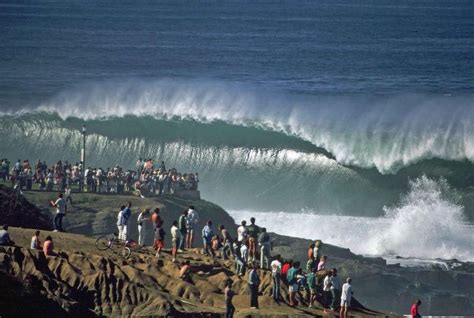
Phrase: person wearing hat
[{"left": 137, "top": 208, "right": 150, "bottom": 246}]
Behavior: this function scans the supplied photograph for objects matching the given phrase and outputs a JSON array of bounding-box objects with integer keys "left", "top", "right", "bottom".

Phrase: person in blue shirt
[
  {"left": 202, "top": 220, "right": 215, "bottom": 256},
  {"left": 0, "top": 224, "right": 15, "bottom": 246}
]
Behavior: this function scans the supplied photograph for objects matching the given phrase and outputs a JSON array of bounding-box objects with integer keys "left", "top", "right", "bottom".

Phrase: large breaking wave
[{"left": 1, "top": 78, "right": 474, "bottom": 217}]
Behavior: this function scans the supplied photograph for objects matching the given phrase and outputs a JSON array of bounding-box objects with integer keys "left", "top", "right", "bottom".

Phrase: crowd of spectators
[{"left": 0, "top": 158, "right": 199, "bottom": 197}]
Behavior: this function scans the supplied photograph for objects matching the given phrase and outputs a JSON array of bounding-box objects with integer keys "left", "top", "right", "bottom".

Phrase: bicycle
[{"left": 95, "top": 232, "right": 131, "bottom": 259}]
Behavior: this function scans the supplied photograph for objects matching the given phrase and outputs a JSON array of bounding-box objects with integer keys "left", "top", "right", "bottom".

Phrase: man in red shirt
[{"left": 410, "top": 299, "right": 422, "bottom": 318}]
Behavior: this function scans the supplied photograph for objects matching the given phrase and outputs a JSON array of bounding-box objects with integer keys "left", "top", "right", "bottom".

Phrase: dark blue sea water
[{"left": 1, "top": 0, "right": 473, "bottom": 108}]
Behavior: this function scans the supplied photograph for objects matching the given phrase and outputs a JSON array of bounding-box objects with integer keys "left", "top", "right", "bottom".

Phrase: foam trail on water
[
  {"left": 229, "top": 176, "right": 474, "bottom": 262},
  {"left": 2, "top": 78, "right": 473, "bottom": 173}
]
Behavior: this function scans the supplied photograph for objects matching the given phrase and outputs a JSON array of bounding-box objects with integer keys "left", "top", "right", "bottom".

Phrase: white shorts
[
  {"left": 289, "top": 284, "right": 299, "bottom": 292},
  {"left": 341, "top": 299, "right": 351, "bottom": 307}
]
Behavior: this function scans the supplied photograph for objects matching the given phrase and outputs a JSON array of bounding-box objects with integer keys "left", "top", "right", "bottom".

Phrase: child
[{"left": 30, "top": 230, "right": 41, "bottom": 249}]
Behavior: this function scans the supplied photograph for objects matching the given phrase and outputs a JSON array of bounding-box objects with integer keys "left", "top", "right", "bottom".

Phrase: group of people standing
[{"left": 1, "top": 157, "right": 200, "bottom": 200}]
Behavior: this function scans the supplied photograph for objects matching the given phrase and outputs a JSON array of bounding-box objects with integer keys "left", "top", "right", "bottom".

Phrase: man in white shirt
[
  {"left": 186, "top": 205, "right": 199, "bottom": 248},
  {"left": 237, "top": 220, "right": 247, "bottom": 243},
  {"left": 117, "top": 205, "right": 126, "bottom": 241},
  {"left": 340, "top": 277, "right": 353, "bottom": 318},
  {"left": 323, "top": 271, "right": 333, "bottom": 312},
  {"left": 270, "top": 254, "right": 282, "bottom": 301},
  {"left": 51, "top": 193, "right": 66, "bottom": 232},
  {"left": 137, "top": 208, "right": 149, "bottom": 246}
]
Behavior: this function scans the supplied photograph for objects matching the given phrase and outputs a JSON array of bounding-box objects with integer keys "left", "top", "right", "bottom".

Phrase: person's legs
[
  {"left": 58, "top": 214, "right": 64, "bottom": 231},
  {"left": 272, "top": 273, "right": 280, "bottom": 300},
  {"left": 248, "top": 238, "right": 255, "bottom": 261},
  {"left": 179, "top": 231, "right": 186, "bottom": 250},
  {"left": 122, "top": 224, "right": 128, "bottom": 241},
  {"left": 250, "top": 284, "right": 258, "bottom": 308},
  {"left": 330, "top": 289, "right": 337, "bottom": 310},
  {"left": 289, "top": 287, "right": 294, "bottom": 307},
  {"left": 340, "top": 304, "right": 346, "bottom": 318},
  {"left": 53, "top": 214, "right": 60, "bottom": 231},
  {"left": 172, "top": 239, "right": 177, "bottom": 261},
  {"left": 117, "top": 225, "right": 123, "bottom": 240},
  {"left": 138, "top": 225, "right": 144, "bottom": 245}
]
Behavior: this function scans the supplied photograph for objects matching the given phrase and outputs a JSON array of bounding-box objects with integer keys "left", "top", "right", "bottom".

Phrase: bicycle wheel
[
  {"left": 95, "top": 236, "right": 111, "bottom": 251},
  {"left": 120, "top": 246, "right": 131, "bottom": 259}
]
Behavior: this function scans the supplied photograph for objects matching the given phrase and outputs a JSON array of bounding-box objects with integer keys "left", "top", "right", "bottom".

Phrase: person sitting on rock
[
  {"left": 30, "top": 230, "right": 42, "bottom": 249},
  {"left": 179, "top": 260, "right": 192, "bottom": 283},
  {"left": 0, "top": 224, "right": 15, "bottom": 246},
  {"left": 43, "top": 236, "right": 56, "bottom": 256}
]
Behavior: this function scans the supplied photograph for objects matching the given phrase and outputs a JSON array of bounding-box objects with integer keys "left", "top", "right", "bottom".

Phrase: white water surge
[{"left": 229, "top": 176, "right": 474, "bottom": 262}]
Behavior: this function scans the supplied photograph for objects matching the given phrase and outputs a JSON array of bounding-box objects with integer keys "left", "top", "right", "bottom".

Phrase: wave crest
[{"left": 2, "top": 78, "right": 474, "bottom": 174}]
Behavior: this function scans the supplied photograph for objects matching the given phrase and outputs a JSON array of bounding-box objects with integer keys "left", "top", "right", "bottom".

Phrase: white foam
[
  {"left": 2, "top": 78, "right": 474, "bottom": 173},
  {"left": 228, "top": 176, "right": 474, "bottom": 262}
]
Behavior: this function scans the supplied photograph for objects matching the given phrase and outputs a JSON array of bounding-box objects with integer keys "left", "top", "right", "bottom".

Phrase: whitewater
[{"left": 230, "top": 176, "right": 474, "bottom": 262}]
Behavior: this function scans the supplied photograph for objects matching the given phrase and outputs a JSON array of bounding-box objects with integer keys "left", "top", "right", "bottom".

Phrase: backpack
[
  {"left": 179, "top": 215, "right": 187, "bottom": 231},
  {"left": 287, "top": 268, "right": 296, "bottom": 285}
]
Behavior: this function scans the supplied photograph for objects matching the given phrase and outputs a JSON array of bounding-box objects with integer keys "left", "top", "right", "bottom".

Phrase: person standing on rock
[
  {"left": 121, "top": 202, "right": 132, "bottom": 241},
  {"left": 307, "top": 266, "right": 317, "bottom": 308},
  {"left": 330, "top": 268, "right": 342, "bottom": 311},
  {"left": 224, "top": 278, "right": 236, "bottom": 318},
  {"left": 410, "top": 299, "right": 422, "bottom": 318},
  {"left": 51, "top": 193, "right": 66, "bottom": 232},
  {"left": 323, "top": 270, "right": 333, "bottom": 312},
  {"left": 151, "top": 208, "right": 163, "bottom": 231},
  {"left": 246, "top": 217, "right": 260, "bottom": 262},
  {"left": 171, "top": 220, "right": 179, "bottom": 262},
  {"left": 258, "top": 227, "right": 271, "bottom": 269},
  {"left": 178, "top": 209, "right": 188, "bottom": 252},
  {"left": 287, "top": 261, "right": 300, "bottom": 307},
  {"left": 186, "top": 205, "right": 199, "bottom": 249},
  {"left": 154, "top": 222, "right": 166, "bottom": 259},
  {"left": 201, "top": 220, "right": 215, "bottom": 257},
  {"left": 248, "top": 263, "right": 260, "bottom": 309},
  {"left": 117, "top": 205, "right": 126, "bottom": 241},
  {"left": 340, "top": 277, "right": 353, "bottom": 318},
  {"left": 137, "top": 208, "right": 150, "bottom": 246},
  {"left": 237, "top": 220, "right": 247, "bottom": 243},
  {"left": 270, "top": 254, "right": 282, "bottom": 302}
]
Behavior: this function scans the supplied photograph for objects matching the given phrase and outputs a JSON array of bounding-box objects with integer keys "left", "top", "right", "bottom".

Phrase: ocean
[{"left": 1, "top": 0, "right": 473, "bottom": 262}]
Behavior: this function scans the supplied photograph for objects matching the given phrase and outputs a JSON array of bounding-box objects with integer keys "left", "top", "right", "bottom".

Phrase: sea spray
[
  {"left": 374, "top": 176, "right": 472, "bottom": 260},
  {"left": 228, "top": 177, "right": 474, "bottom": 262}
]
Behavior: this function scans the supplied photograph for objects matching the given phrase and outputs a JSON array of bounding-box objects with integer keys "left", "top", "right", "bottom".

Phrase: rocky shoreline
[{"left": 1, "top": 186, "right": 473, "bottom": 316}]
